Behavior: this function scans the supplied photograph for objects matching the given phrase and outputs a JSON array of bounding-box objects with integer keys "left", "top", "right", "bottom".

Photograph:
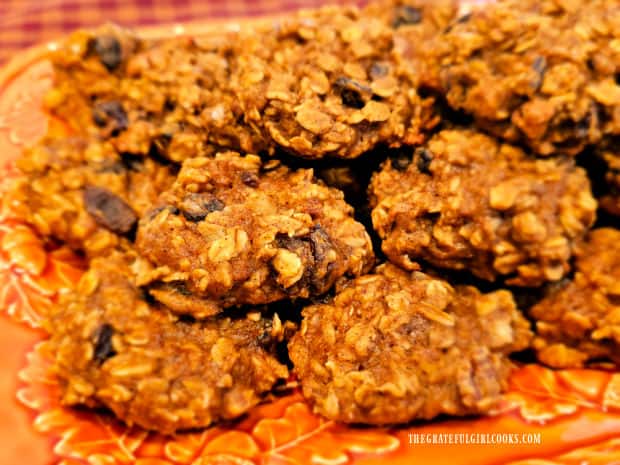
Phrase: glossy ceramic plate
[{"left": 1, "top": 18, "right": 620, "bottom": 465}]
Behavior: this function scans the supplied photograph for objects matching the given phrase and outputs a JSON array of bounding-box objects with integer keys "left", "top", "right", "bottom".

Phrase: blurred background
[{"left": 0, "top": 0, "right": 364, "bottom": 64}]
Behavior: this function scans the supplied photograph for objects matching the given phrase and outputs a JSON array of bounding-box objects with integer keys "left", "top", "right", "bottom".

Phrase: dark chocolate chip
[
  {"left": 392, "top": 6, "right": 422, "bottom": 28},
  {"left": 241, "top": 171, "right": 259, "bottom": 188},
  {"left": 334, "top": 77, "right": 370, "bottom": 109},
  {"left": 276, "top": 233, "right": 306, "bottom": 252},
  {"left": 93, "top": 323, "right": 116, "bottom": 364},
  {"left": 92, "top": 36, "right": 123, "bottom": 71},
  {"left": 423, "top": 212, "right": 440, "bottom": 222},
  {"left": 182, "top": 209, "right": 209, "bottom": 222},
  {"left": 164, "top": 99, "right": 177, "bottom": 112},
  {"left": 92, "top": 101, "right": 128, "bottom": 134},
  {"left": 577, "top": 108, "right": 594, "bottom": 138},
  {"left": 92, "top": 108, "right": 108, "bottom": 127},
  {"left": 339, "top": 89, "right": 365, "bottom": 109},
  {"left": 201, "top": 199, "right": 225, "bottom": 216},
  {"left": 557, "top": 111, "right": 595, "bottom": 143},
  {"left": 120, "top": 152, "right": 144, "bottom": 171},
  {"left": 149, "top": 133, "right": 173, "bottom": 159},
  {"left": 308, "top": 225, "right": 333, "bottom": 268},
  {"left": 415, "top": 148, "right": 433, "bottom": 174},
  {"left": 180, "top": 193, "right": 225, "bottom": 222},
  {"left": 178, "top": 314, "right": 197, "bottom": 324},
  {"left": 275, "top": 227, "right": 336, "bottom": 293},
  {"left": 83, "top": 185, "right": 138, "bottom": 234},
  {"left": 390, "top": 149, "right": 412, "bottom": 171}
]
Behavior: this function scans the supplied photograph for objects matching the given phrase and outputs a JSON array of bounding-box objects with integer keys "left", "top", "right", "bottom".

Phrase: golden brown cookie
[
  {"left": 370, "top": 128, "right": 597, "bottom": 286},
  {"left": 46, "top": 25, "right": 267, "bottom": 161},
  {"left": 364, "top": 0, "right": 462, "bottom": 90},
  {"left": 595, "top": 139, "right": 620, "bottom": 216},
  {"left": 289, "top": 263, "right": 532, "bottom": 424},
  {"left": 234, "top": 6, "right": 437, "bottom": 159},
  {"left": 530, "top": 228, "right": 620, "bottom": 368},
  {"left": 44, "top": 251, "right": 290, "bottom": 434},
  {"left": 136, "top": 152, "right": 375, "bottom": 317},
  {"left": 430, "top": 0, "right": 620, "bottom": 155},
  {"left": 12, "top": 136, "right": 175, "bottom": 256}
]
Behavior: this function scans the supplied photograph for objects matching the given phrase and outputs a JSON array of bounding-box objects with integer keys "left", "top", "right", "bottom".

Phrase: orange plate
[{"left": 1, "top": 20, "right": 620, "bottom": 465}]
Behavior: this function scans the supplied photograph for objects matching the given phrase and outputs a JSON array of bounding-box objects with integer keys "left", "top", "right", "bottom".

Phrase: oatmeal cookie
[
  {"left": 136, "top": 152, "right": 374, "bottom": 317},
  {"left": 289, "top": 263, "right": 532, "bottom": 424},
  {"left": 234, "top": 6, "right": 437, "bottom": 159},
  {"left": 43, "top": 252, "right": 290, "bottom": 434},
  {"left": 595, "top": 140, "right": 620, "bottom": 216},
  {"left": 364, "top": 0, "right": 459, "bottom": 29},
  {"left": 530, "top": 228, "right": 620, "bottom": 368},
  {"left": 370, "top": 129, "right": 597, "bottom": 286},
  {"left": 431, "top": 0, "right": 620, "bottom": 155},
  {"left": 46, "top": 24, "right": 267, "bottom": 162},
  {"left": 11, "top": 136, "right": 175, "bottom": 256},
  {"left": 364, "top": 0, "right": 462, "bottom": 90}
]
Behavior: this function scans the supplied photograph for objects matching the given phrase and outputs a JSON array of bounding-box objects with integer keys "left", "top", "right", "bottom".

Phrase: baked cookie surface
[
  {"left": 370, "top": 128, "right": 597, "bottom": 286},
  {"left": 289, "top": 263, "right": 532, "bottom": 424}
]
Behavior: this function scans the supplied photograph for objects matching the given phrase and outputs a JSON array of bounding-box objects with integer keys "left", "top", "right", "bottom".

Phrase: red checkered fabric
[{"left": 0, "top": 0, "right": 364, "bottom": 65}]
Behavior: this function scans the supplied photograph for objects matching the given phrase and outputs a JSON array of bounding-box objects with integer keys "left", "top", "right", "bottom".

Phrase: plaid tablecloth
[{"left": 0, "top": 0, "right": 363, "bottom": 65}]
